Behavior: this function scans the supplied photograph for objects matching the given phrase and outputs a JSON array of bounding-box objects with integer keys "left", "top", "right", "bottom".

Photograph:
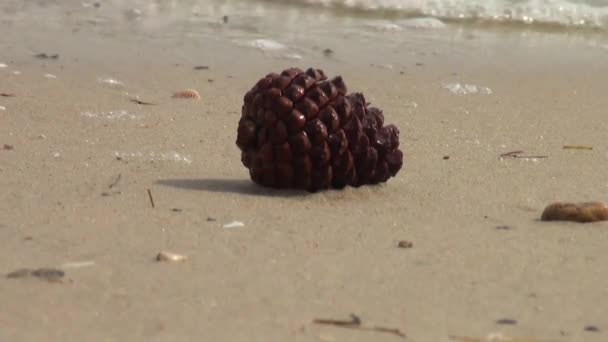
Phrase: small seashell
[
  {"left": 541, "top": 201, "right": 608, "bottom": 223},
  {"left": 44, "top": 73, "right": 57, "bottom": 79},
  {"left": 172, "top": 89, "right": 200, "bottom": 100},
  {"left": 156, "top": 251, "right": 188, "bottom": 262},
  {"left": 223, "top": 221, "right": 244, "bottom": 229},
  {"left": 0, "top": 63, "right": 7, "bottom": 68}
]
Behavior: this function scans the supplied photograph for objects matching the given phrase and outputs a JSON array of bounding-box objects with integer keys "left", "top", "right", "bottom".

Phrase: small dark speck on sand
[
  {"left": 207, "top": 217, "right": 217, "bottom": 222},
  {"left": 443, "top": 155, "right": 449, "bottom": 160},
  {"left": 495, "top": 225, "right": 512, "bottom": 230},
  {"left": 323, "top": 48, "right": 334, "bottom": 57},
  {"left": 397, "top": 240, "right": 413, "bottom": 248},
  {"left": 171, "top": 208, "right": 183, "bottom": 212},
  {"left": 194, "top": 65, "right": 209, "bottom": 70},
  {"left": 495, "top": 318, "right": 517, "bottom": 325},
  {"left": 584, "top": 326, "right": 600, "bottom": 332},
  {"left": 3, "top": 144, "right": 14, "bottom": 150}
]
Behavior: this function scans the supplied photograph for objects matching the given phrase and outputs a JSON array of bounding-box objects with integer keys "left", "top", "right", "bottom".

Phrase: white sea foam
[
  {"left": 114, "top": 151, "right": 193, "bottom": 164},
  {"left": 245, "top": 39, "right": 287, "bottom": 51},
  {"left": 271, "top": 0, "right": 608, "bottom": 30},
  {"left": 443, "top": 83, "right": 493, "bottom": 95},
  {"left": 81, "top": 110, "right": 138, "bottom": 120}
]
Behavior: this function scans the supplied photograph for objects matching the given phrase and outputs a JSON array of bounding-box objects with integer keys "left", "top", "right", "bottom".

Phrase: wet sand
[{"left": 2, "top": 9, "right": 608, "bottom": 342}]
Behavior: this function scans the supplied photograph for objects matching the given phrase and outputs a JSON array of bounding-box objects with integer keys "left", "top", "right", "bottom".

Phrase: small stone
[
  {"left": 3, "top": 144, "right": 14, "bottom": 150},
  {"left": 156, "top": 251, "right": 188, "bottom": 262},
  {"left": 541, "top": 201, "right": 608, "bottom": 223},
  {"left": 397, "top": 240, "right": 413, "bottom": 248},
  {"left": 584, "top": 325, "right": 600, "bottom": 332},
  {"left": 443, "top": 155, "right": 449, "bottom": 160},
  {"left": 322, "top": 48, "right": 334, "bottom": 57},
  {"left": 206, "top": 217, "right": 216, "bottom": 222}
]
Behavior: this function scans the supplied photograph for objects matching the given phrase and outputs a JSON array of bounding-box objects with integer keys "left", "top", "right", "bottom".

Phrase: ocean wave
[{"left": 260, "top": 0, "right": 608, "bottom": 31}]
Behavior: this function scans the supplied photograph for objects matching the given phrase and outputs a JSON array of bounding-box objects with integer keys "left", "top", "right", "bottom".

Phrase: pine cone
[{"left": 237, "top": 67, "right": 403, "bottom": 192}]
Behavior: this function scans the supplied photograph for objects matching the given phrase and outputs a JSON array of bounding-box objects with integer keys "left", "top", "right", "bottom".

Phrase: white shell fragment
[
  {"left": 60, "top": 261, "right": 95, "bottom": 269},
  {"left": 44, "top": 73, "right": 57, "bottom": 79},
  {"left": 0, "top": 63, "right": 7, "bottom": 68},
  {"left": 223, "top": 221, "right": 244, "bottom": 229},
  {"left": 156, "top": 251, "right": 188, "bottom": 262}
]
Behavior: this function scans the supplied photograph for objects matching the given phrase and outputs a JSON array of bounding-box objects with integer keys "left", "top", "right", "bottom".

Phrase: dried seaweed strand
[
  {"left": 499, "top": 150, "right": 548, "bottom": 159},
  {"left": 313, "top": 314, "right": 406, "bottom": 339},
  {"left": 147, "top": 188, "right": 155, "bottom": 208},
  {"left": 130, "top": 98, "right": 156, "bottom": 105},
  {"left": 563, "top": 145, "right": 592, "bottom": 150}
]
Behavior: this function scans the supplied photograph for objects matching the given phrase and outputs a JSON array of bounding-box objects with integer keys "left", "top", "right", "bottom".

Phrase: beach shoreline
[{"left": 2, "top": 3, "right": 608, "bottom": 341}]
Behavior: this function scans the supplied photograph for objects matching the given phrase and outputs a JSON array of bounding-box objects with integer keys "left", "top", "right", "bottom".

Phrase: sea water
[{"left": 1, "top": 0, "right": 607, "bottom": 68}]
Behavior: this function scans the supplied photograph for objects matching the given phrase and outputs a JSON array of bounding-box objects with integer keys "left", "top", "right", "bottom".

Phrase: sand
[{"left": 2, "top": 12, "right": 608, "bottom": 342}]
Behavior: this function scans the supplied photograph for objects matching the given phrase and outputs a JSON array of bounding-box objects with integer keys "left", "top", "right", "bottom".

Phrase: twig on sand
[
  {"left": 130, "top": 98, "right": 156, "bottom": 105},
  {"left": 563, "top": 145, "right": 592, "bottom": 150},
  {"left": 313, "top": 314, "right": 406, "bottom": 338},
  {"left": 499, "top": 150, "right": 548, "bottom": 159},
  {"left": 109, "top": 173, "right": 122, "bottom": 189},
  {"left": 147, "top": 188, "right": 155, "bottom": 208}
]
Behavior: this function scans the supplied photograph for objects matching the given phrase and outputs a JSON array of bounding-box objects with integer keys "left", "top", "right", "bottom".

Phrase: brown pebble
[
  {"left": 584, "top": 325, "right": 600, "bottom": 332},
  {"left": 541, "top": 201, "right": 608, "bottom": 223},
  {"left": 397, "top": 240, "right": 413, "bottom": 248},
  {"left": 172, "top": 89, "right": 200, "bottom": 100}
]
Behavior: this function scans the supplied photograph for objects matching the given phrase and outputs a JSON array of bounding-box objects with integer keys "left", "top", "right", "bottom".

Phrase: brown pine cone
[{"left": 237, "top": 67, "right": 403, "bottom": 192}]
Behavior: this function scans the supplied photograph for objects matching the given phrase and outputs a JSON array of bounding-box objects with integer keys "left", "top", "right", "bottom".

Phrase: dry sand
[{"left": 2, "top": 16, "right": 608, "bottom": 342}]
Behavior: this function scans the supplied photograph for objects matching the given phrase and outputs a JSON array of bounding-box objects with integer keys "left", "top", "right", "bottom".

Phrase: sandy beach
[{"left": 2, "top": 2, "right": 608, "bottom": 341}]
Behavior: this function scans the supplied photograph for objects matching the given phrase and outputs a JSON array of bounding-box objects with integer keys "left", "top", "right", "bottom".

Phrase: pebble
[
  {"left": 156, "top": 251, "right": 188, "bottom": 262},
  {"left": 397, "top": 240, "right": 413, "bottom": 248},
  {"left": 541, "top": 201, "right": 608, "bottom": 223}
]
